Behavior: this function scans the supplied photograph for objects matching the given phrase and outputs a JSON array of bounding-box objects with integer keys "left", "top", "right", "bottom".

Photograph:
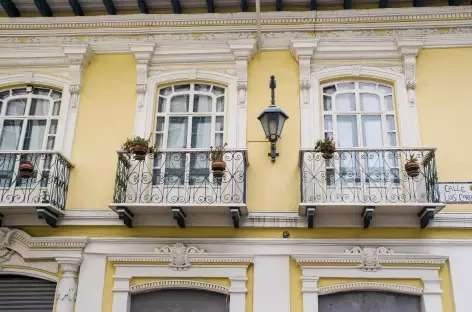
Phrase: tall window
[
  {"left": 154, "top": 83, "right": 226, "bottom": 186},
  {"left": 0, "top": 86, "right": 62, "bottom": 151},
  {"left": 321, "top": 81, "right": 398, "bottom": 185}
]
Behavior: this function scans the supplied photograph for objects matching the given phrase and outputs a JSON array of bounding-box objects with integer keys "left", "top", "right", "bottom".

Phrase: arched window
[{"left": 0, "top": 86, "right": 62, "bottom": 151}]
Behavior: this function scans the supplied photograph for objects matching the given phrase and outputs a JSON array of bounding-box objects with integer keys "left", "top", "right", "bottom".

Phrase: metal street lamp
[{"left": 257, "top": 75, "right": 289, "bottom": 162}]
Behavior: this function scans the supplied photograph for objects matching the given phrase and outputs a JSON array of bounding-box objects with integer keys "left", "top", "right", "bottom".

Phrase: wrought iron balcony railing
[
  {"left": 113, "top": 149, "right": 248, "bottom": 206},
  {"left": 0, "top": 151, "right": 73, "bottom": 210},
  {"left": 300, "top": 147, "right": 440, "bottom": 206}
]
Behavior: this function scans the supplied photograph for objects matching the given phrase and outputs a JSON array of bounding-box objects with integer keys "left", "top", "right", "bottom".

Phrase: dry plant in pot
[
  {"left": 315, "top": 137, "right": 336, "bottom": 160},
  {"left": 210, "top": 144, "right": 227, "bottom": 179},
  {"left": 122, "top": 136, "right": 156, "bottom": 161},
  {"left": 19, "top": 161, "right": 34, "bottom": 178},
  {"left": 405, "top": 154, "right": 420, "bottom": 178}
]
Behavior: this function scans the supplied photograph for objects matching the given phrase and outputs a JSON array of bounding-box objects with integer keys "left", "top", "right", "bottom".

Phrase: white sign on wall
[{"left": 438, "top": 182, "right": 472, "bottom": 204}]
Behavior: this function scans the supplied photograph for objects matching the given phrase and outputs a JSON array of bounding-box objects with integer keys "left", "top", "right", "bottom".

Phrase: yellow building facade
[{"left": 0, "top": 3, "right": 472, "bottom": 312}]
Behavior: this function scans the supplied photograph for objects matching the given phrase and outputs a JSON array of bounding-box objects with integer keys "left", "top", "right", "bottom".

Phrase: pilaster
[
  {"left": 301, "top": 276, "right": 320, "bottom": 312},
  {"left": 229, "top": 276, "right": 248, "bottom": 312},
  {"left": 55, "top": 257, "right": 82, "bottom": 312},
  {"left": 421, "top": 277, "right": 443, "bottom": 312},
  {"left": 63, "top": 44, "right": 93, "bottom": 110}
]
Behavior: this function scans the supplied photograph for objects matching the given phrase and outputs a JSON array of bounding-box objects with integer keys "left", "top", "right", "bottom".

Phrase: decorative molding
[
  {"left": 396, "top": 37, "right": 422, "bottom": 107},
  {"left": 290, "top": 40, "right": 318, "bottom": 106},
  {"left": 155, "top": 243, "right": 206, "bottom": 271},
  {"left": 129, "top": 43, "right": 155, "bottom": 112},
  {"left": 344, "top": 246, "right": 394, "bottom": 272},
  {"left": 108, "top": 254, "right": 254, "bottom": 264},
  {"left": 130, "top": 280, "right": 229, "bottom": 295},
  {"left": 1, "top": 251, "right": 58, "bottom": 275},
  {"left": 56, "top": 257, "right": 81, "bottom": 312},
  {"left": 318, "top": 282, "right": 423, "bottom": 296},
  {"left": 229, "top": 39, "right": 256, "bottom": 107}
]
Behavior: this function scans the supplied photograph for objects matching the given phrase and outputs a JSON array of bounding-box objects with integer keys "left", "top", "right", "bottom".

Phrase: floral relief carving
[
  {"left": 345, "top": 246, "right": 394, "bottom": 272},
  {"left": 155, "top": 243, "right": 206, "bottom": 271}
]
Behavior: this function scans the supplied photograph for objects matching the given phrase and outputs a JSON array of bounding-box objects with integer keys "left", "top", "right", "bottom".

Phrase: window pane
[
  {"left": 337, "top": 83, "right": 355, "bottom": 90},
  {"left": 0, "top": 120, "right": 23, "bottom": 150},
  {"left": 167, "top": 117, "right": 188, "bottom": 148},
  {"left": 323, "top": 95, "right": 332, "bottom": 111},
  {"left": 170, "top": 95, "right": 189, "bottom": 113},
  {"left": 385, "top": 95, "right": 393, "bottom": 111},
  {"left": 47, "top": 136, "right": 55, "bottom": 150},
  {"left": 359, "top": 82, "right": 376, "bottom": 90},
  {"left": 325, "top": 132, "right": 333, "bottom": 140},
  {"left": 337, "top": 115, "right": 358, "bottom": 148},
  {"left": 360, "top": 93, "right": 380, "bottom": 112},
  {"left": 12, "top": 88, "right": 26, "bottom": 96},
  {"left": 191, "top": 116, "right": 211, "bottom": 148},
  {"left": 215, "top": 133, "right": 223, "bottom": 147},
  {"left": 216, "top": 97, "right": 224, "bottom": 112},
  {"left": 388, "top": 133, "right": 397, "bottom": 147},
  {"left": 6, "top": 99, "right": 26, "bottom": 116},
  {"left": 23, "top": 120, "right": 47, "bottom": 150},
  {"left": 174, "top": 84, "right": 190, "bottom": 92},
  {"left": 158, "top": 97, "right": 166, "bottom": 112},
  {"left": 30, "top": 98, "right": 50, "bottom": 116},
  {"left": 0, "top": 90, "right": 9, "bottom": 100},
  {"left": 33, "top": 88, "right": 50, "bottom": 96},
  {"left": 323, "top": 85, "right": 336, "bottom": 95},
  {"left": 212, "top": 86, "right": 225, "bottom": 96},
  {"left": 335, "top": 93, "right": 355, "bottom": 112},
  {"left": 159, "top": 87, "right": 172, "bottom": 96},
  {"left": 193, "top": 95, "right": 212, "bottom": 112},
  {"left": 51, "top": 90, "right": 62, "bottom": 100},
  {"left": 324, "top": 115, "right": 333, "bottom": 131},
  {"left": 195, "top": 84, "right": 211, "bottom": 92},
  {"left": 49, "top": 120, "right": 58, "bottom": 134},
  {"left": 386, "top": 115, "right": 396, "bottom": 131},
  {"left": 189, "top": 153, "right": 209, "bottom": 185},
  {"left": 155, "top": 133, "right": 163, "bottom": 149},
  {"left": 52, "top": 101, "right": 61, "bottom": 116},
  {"left": 156, "top": 117, "right": 165, "bottom": 132},
  {"left": 215, "top": 116, "right": 224, "bottom": 132},
  {"left": 165, "top": 153, "right": 185, "bottom": 185},
  {"left": 361, "top": 116, "right": 383, "bottom": 147},
  {"left": 378, "top": 85, "right": 392, "bottom": 94}
]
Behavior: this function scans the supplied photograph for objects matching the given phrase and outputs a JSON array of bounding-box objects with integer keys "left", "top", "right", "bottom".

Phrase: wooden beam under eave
[
  {"left": 68, "top": 0, "right": 84, "bottom": 16},
  {"left": 413, "top": 0, "right": 424, "bottom": 7},
  {"left": 33, "top": 0, "right": 53, "bottom": 16},
  {"left": 379, "top": 0, "right": 388, "bottom": 8},
  {"left": 448, "top": 0, "right": 461, "bottom": 5},
  {"left": 205, "top": 0, "right": 214, "bottom": 13},
  {"left": 343, "top": 0, "right": 352, "bottom": 9},
  {"left": 137, "top": 0, "right": 148, "bottom": 13},
  {"left": 276, "top": 0, "right": 282, "bottom": 11},
  {"left": 310, "top": 0, "right": 316, "bottom": 10},
  {"left": 103, "top": 0, "right": 116, "bottom": 15},
  {"left": 171, "top": 0, "right": 181, "bottom": 13},
  {"left": 241, "top": 0, "right": 248, "bottom": 11},
  {"left": 0, "top": 0, "right": 20, "bottom": 17}
]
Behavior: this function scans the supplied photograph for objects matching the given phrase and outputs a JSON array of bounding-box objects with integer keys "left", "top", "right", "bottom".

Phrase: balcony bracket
[
  {"left": 0, "top": 213, "right": 3, "bottom": 227},
  {"left": 36, "top": 207, "right": 59, "bottom": 228},
  {"left": 306, "top": 207, "right": 316, "bottom": 228},
  {"left": 117, "top": 207, "right": 134, "bottom": 228},
  {"left": 172, "top": 207, "right": 186, "bottom": 228},
  {"left": 362, "top": 207, "right": 375, "bottom": 229},
  {"left": 419, "top": 207, "right": 435, "bottom": 229},
  {"left": 230, "top": 208, "right": 241, "bottom": 228}
]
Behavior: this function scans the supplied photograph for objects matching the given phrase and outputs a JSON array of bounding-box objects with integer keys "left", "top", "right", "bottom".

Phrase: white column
[
  {"left": 229, "top": 276, "right": 248, "bottom": 312},
  {"left": 55, "top": 257, "right": 81, "bottom": 312},
  {"left": 421, "top": 277, "right": 443, "bottom": 312},
  {"left": 301, "top": 276, "right": 319, "bottom": 312},
  {"left": 253, "top": 255, "right": 290, "bottom": 312},
  {"left": 112, "top": 277, "right": 131, "bottom": 312},
  {"left": 75, "top": 254, "right": 107, "bottom": 312}
]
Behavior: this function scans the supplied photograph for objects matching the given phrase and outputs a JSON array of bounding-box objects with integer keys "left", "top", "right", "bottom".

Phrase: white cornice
[
  {"left": 108, "top": 253, "right": 254, "bottom": 264},
  {"left": 130, "top": 280, "right": 229, "bottom": 295},
  {"left": 318, "top": 282, "right": 424, "bottom": 296},
  {"left": 291, "top": 253, "right": 447, "bottom": 266}
]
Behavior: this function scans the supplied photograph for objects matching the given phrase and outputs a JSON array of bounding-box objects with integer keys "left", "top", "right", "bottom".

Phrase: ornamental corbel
[
  {"left": 396, "top": 37, "right": 423, "bottom": 106},
  {"left": 63, "top": 44, "right": 93, "bottom": 110},
  {"left": 290, "top": 40, "right": 318, "bottom": 105},
  {"left": 129, "top": 43, "right": 156, "bottom": 110},
  {"left": 229, "top": 39, "right": 256, "bottom": 107}
]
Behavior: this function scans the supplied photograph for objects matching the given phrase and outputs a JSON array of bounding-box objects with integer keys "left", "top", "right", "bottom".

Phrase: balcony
[
  {"left": 299, "top": 147, "right": 444, "bottom": 228},
  {"left": 0, "top": 151, "right": 73, "bottom": 227},
  {"left": 110, "top": 149, "right": 248, "bottom": 228}
]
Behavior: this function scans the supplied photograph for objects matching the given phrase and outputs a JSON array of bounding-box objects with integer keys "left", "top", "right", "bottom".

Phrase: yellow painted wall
[
  {"left": 416, "top": 48, "right": 472, "bottom": 212},
  {"left": 66, "top": 54, "right": 136, "bottom": 210},
  {"left": 247, "top": 51, "right": 300, "bottom": 212}
]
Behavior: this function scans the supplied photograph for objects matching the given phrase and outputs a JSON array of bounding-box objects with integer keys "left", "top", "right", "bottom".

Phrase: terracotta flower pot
[
  {"left": 19, "top": 161, "right": 34, "bottom": 178},
  {"left": 132, "top": 145, "right": 148, "bottom": 161},
  {"left": 405, "top": 161, "right": 420, "bottom": 178},
  {"left": 212, "top": 160, "right": 226, "bottom": 179}
]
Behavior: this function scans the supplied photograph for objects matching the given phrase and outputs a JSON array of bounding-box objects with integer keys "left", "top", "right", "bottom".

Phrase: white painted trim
[
  {"left": 318, "top": 282, "right": 423, "bottom": 296},
  {"left": 0, "top": 267, "right": 58, "bottom": 282},
  {"left": 75, "top": 254, "right": 107, "bottom": 312},
  {"left": 130, "top": 280, "right": 229, "bottom": 295}
]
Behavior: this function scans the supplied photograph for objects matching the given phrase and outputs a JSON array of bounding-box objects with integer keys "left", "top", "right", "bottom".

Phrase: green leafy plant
[
  {"left": 407, "top": 154, "right": 418, "bottom": 163},
  {"left": 121, "top": 136, "right": 156, "bottom": 155},
  {"left": 210, "top": 143, "right": 227, "bottom": 162},
  {"left": 314, "top": 137, "right": 336, "bottom": 154}
]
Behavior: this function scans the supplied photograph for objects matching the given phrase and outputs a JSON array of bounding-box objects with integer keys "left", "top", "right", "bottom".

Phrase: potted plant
[
  {"left": 405, "top": 154, "right": 420, "bottom": 178},
  {"left": 122, "top": 136, "right": 156, "bottom": 161},
  {"left": 210, "top": 144, "right": 227, "bottom": 179},
  {"left": 19, "top": 161, "right": 34, "bottom": 178},
  {"left": 315, "top": 137, "right": 336, "bottom": 160}
]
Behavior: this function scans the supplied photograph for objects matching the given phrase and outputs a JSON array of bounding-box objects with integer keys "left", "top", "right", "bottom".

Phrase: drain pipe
[{"left": 256, "top": 0, "right": 262, "bottom": 52}]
